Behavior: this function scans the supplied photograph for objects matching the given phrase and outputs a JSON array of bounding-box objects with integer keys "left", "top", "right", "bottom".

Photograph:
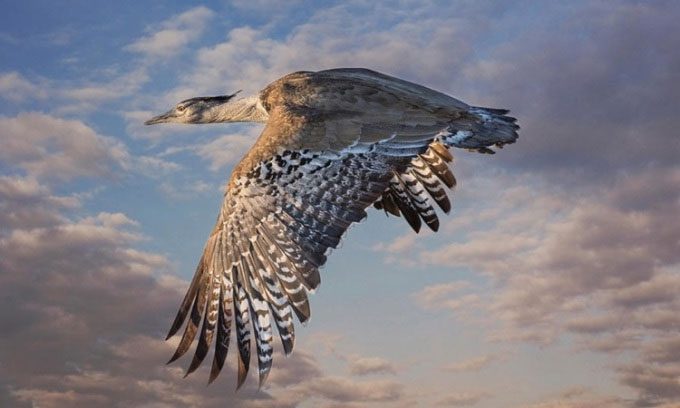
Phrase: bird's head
[{"left": 145, "top": 91, "right": 242, "bottom": 125}]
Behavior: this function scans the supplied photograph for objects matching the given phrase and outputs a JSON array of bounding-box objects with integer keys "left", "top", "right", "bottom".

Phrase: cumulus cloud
[
  {"left": 469, "top": 2, "right": 680, "bottom": 178},
  {"left": 0, "top": 175, "right": 79, "bottom": 229},
  {"left": 0, "top": 112, "right": 129, "bottom": 181},
  {"left": 126, "top": 7, "right": 215, "bottom": 58},
  {"left": 0, "top": 170, "right": 412, "bottom": 407},
  {"left": 0, "top": 104, "right": 409, "bottom": 405},
  {"left": 390, "top": 166, "right": 680, "bottom": 405},
  {"left": 165, "top": 1, "right": 493, "bottom": 100},
  {"left": 0, "top": 112, "right": 178, "bottom": 182}
]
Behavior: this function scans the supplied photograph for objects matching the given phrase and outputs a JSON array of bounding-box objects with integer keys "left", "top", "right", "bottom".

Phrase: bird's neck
[{"left": 206, "top": 95, "right": 268, "bottom": 123}]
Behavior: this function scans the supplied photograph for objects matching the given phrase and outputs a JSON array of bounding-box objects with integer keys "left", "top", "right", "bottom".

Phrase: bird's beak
[{"left": 144, "top": 111, "right": 174, "bottom": 125}]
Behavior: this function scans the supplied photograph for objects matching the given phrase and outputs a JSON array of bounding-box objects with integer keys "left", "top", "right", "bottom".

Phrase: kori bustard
[{"left": 146, "top": 68, "right": 519, "bottom": 388}]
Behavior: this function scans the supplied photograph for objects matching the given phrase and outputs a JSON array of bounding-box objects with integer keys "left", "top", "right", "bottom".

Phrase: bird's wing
[{"left": 165, "top": 135, "right": 397, "bottom": 388}]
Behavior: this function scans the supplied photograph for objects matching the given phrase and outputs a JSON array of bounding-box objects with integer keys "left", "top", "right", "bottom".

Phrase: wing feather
[
  {"left": 233, "top": 270, "right": 252, "bottom": 390},
  {"left": 185, "top": 233, "right": 222, "bottom": 376}
]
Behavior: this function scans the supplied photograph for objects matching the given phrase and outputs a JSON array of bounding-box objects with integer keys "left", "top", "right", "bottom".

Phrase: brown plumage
[{"left": 146, "top": 68, "right": 519, "bottom": 388}]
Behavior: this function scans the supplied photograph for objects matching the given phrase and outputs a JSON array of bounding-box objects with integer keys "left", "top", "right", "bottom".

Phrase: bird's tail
[{"left": 439, "top": 107, "right": 519, "bottom": 154}]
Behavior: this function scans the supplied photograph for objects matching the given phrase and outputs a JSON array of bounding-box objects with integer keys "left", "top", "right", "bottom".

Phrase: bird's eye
[{"left": 177, "top": 105, "right": 186, "bottom": 112}]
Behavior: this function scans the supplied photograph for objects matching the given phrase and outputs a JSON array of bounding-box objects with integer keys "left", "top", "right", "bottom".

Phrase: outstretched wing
[
  {"left": 165, "top": 68, "right": 518, "bottom": 388},
  {"left": 165, "top": 146, "right": 398, "bottom": 388}
]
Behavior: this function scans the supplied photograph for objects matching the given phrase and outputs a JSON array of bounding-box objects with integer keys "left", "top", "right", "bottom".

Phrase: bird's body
[{"left": 146, "top": 68, "right": 519, "bottom": 388}]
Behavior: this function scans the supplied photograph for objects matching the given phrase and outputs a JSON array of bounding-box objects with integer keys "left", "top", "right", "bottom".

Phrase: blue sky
[{"left": 1, "top": 1, "right": 679, "bottom": 407}]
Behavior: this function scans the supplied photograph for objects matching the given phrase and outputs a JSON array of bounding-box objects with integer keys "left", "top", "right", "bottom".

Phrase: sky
[{"left": 0, "top": 1, "right": 679, "bottom": 407}]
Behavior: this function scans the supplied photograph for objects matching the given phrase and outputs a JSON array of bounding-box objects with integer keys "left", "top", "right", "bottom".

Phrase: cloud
[
  {"left": 0, "top": 172, "right": 404, "bottom": 407},
  {"left": 304, "top": 376, "right": 402, "bottom": 403},
  {"left": 164, "top": 0, "right": 680, "bottom": 184},
  {"left": 167, "top": 1, "right": 496, "bottom": 100},
  {"left": 443, "top": 353, "right": 505, "bottom": 373},
  {"left": 0, "top": 66, "right": 149, "bottom": 114},
  {"left": 0, "top": 112, "right": 179, "bottom": 183},
  {"left": 58, "top": 67, "right": 149, "bottom": 106},
  {"left": 126, "top": 7, "right": 215, "bottom": 58},
  {"left": 436, "top": 391, "right": 490, "bottom": 407},
  {"left": 467, "top": 2, "right": 680, "bottom": 179},
  {"left": 411, "top": 281, "right": 477, "bottom": 312},
  {"left": 617, "top": 337, "right": 680, "bottom": 407},
  {"left": 521, "top": 387, "right": 623, "bottom": 408},
  {"left": 157, "top": 179, "right": 214, "bottom": 200},
  {"left": 194, "top": 131, "right": 258, "bottom": 171},
  {"left": 0, "top": 112, "right": 129, "bottom": 182},
  {"left": 0, "top": 175, "right": 191, "bottom": 407},
  {"left": 383, "top": 164, "right": 679, "bottom": 405},
  {"left": 0, "top": 71, "right": 48, "bottom": 102},
  {"left": 346, "top": 356, "right": 396, "bottom": 376},
  {"left": 229, "top": 0, "right": 302, "bottom": 12},
  {"left": 0, "top": 175, "right": 79, "bottom": 229}
]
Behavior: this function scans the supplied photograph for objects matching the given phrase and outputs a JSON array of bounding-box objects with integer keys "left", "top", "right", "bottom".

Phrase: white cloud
[
  {"left": 157, "top": 179, "right": 214, "bottom": 200},
  {"left": 167, "top": 2, "right": 490, "bottom": 101},
  {"left": 346, "top": 356, "right": 396, "bottom": 376},
  {"left": 394, "top": 167, "right": 680, "bottom": 405},
  {"left": 60, "top": 67, "right": 149, "bottom": 105},
  {"left": 0, "top": 112, "right": 179, "bottom": 183},
  {"left": 0, "top": 112, "right": 129, "bottom": 182},
  {"left": 443, "top": 353, "right": 506, "bottom": 373},
  {"left": 194, "top": 131, "right": 258, "bottom": 171},
  {"left": 0, "top": 71, "right": 48, "bottom": 102},
  {"left": 411, "top": 281, "right": 472, "bottom": 311},
  {"left": 126, "top": 7, "right": 215, "bottom": 58}
]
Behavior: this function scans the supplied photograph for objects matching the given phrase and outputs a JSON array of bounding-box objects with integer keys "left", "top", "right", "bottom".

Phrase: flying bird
[{"left": 145, "top": 68, "right": 519, "bottom": 388}]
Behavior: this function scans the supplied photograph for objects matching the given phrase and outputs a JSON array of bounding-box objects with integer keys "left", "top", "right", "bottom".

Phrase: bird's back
[
  {"left": 229, "top": 68, "right": 472, "bottom": 186},
  {"left": 259, "top": 68, "right": 469, "bottom": 118}
]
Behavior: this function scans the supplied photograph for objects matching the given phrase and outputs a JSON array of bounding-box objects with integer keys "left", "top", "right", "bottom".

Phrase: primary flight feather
[{"left": 145, "top": 68, "right": 519, "bottom": 388}]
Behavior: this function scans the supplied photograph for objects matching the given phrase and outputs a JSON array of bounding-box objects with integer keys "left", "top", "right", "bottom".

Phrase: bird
[{"left": 145, "top": 68, "right": 519, "bottom": 389}]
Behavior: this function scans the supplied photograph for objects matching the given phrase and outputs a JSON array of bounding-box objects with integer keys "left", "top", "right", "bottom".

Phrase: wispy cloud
[
  {"left": 0, "top": 71, "right": 48, "bottom": 102},
  {"left": 443, "top": 353, "right": 507, "bottom": 373},
  {"left": 125, "top": 6, "right": 215, "bottom": 59},
  {"left": 436, "top": 391, "right": 490, "bottom": 407},
  {"left": 346, "top": 356, "right": 397, "bottom": 376}
]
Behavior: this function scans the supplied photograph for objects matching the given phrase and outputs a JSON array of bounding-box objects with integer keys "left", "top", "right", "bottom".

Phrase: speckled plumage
[{"left": 152, "top": 68, "right": 519, "bottom": 388}]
